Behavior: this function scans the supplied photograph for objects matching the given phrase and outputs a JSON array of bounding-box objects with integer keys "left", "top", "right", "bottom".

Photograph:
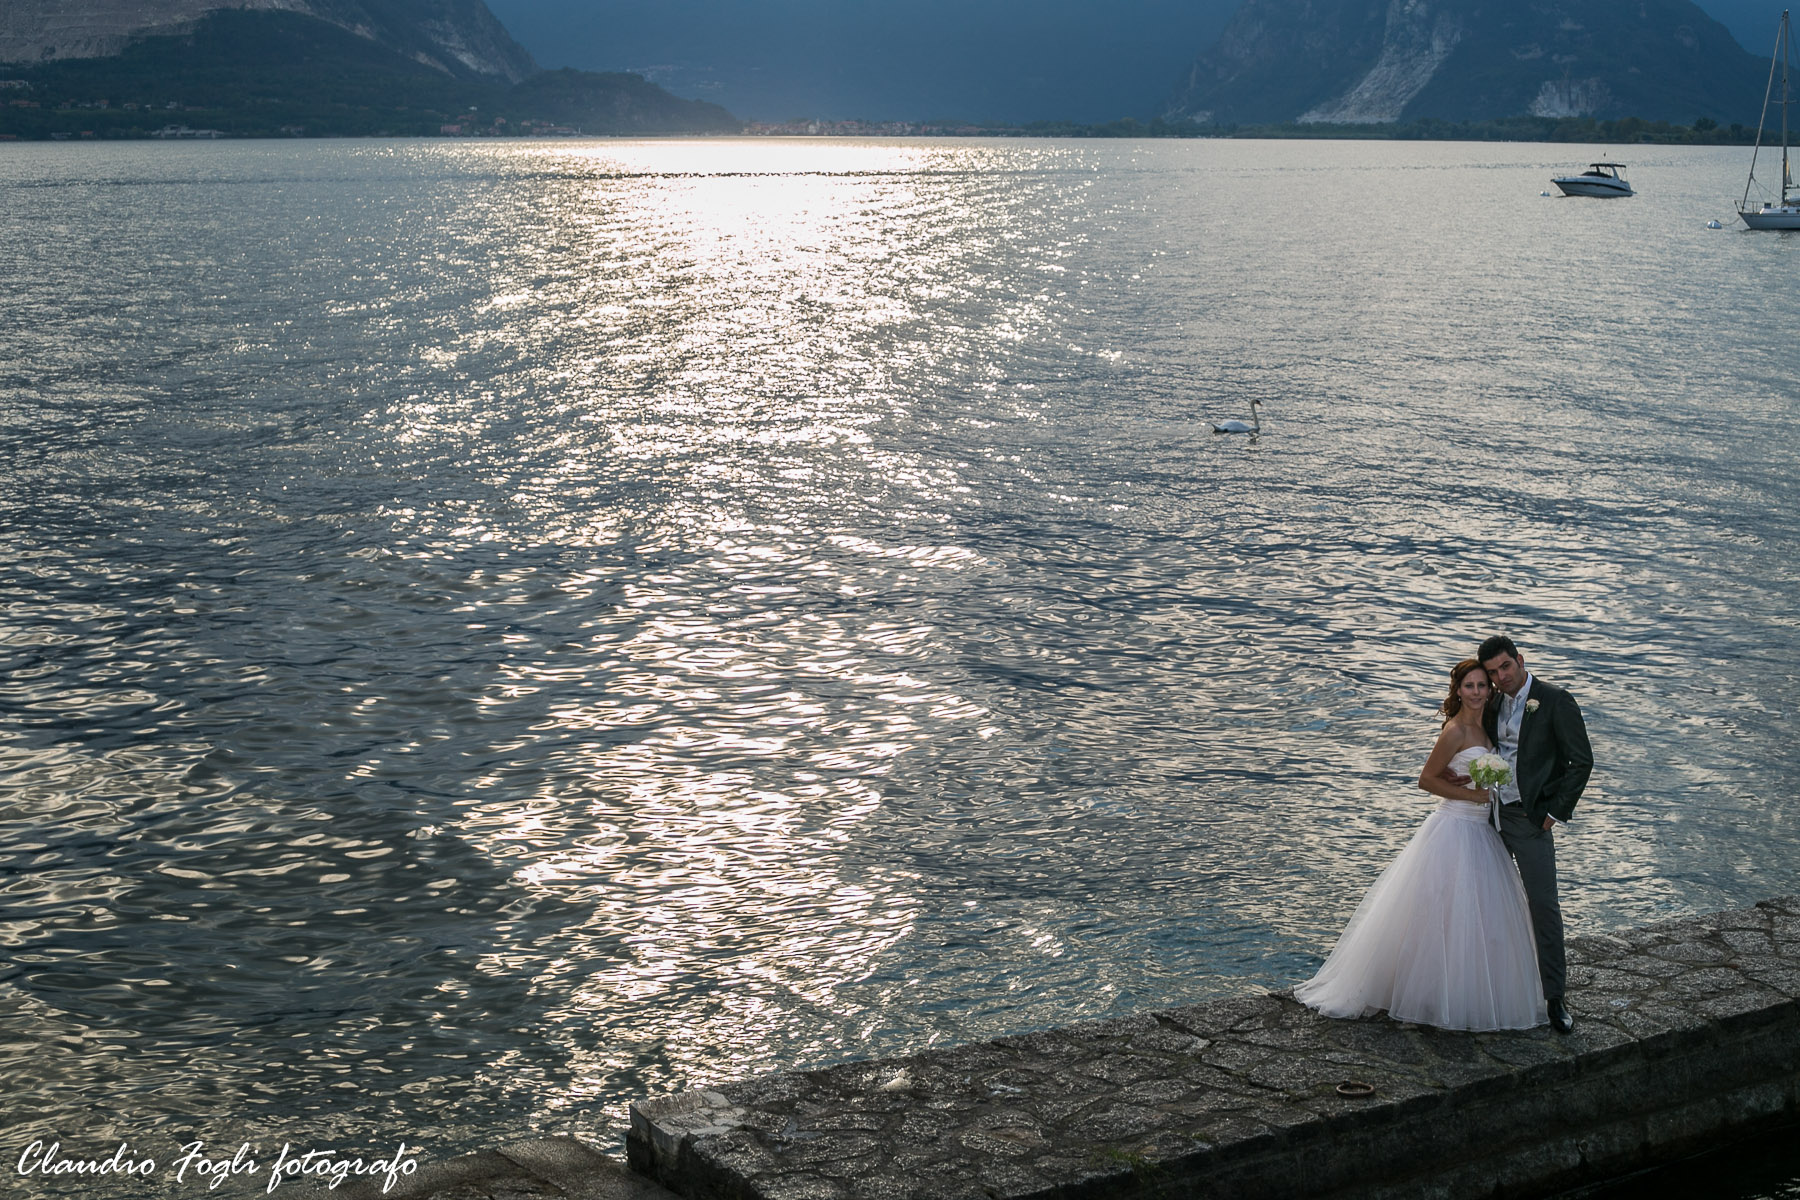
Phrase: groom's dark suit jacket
[{"left": 1483, "top": 677, "right": 1594, "bottom": 825}]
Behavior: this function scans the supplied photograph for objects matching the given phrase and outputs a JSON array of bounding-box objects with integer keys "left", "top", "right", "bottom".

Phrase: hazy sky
[{"left": 484, "top": 0, "right": 1785, "bottom": 124}]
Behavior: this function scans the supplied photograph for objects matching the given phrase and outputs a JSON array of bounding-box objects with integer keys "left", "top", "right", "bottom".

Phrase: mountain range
[
  {"left": 1162, "top": 0, "right": 1769, "bottom": 127},
  {"left": 0, "top": 0, "right": 738, "bottom": 137},
  {"left": 1, "top": 0, "right": 1787, "bottom": 135},
  {"left": 0, "top": 0, "right": 535, "bottom": 80}
]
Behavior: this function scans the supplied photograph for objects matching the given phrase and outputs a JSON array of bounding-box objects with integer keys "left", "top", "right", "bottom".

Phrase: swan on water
[{"left": 1211, "top": 398, "right": 1263, "bottom": 435}]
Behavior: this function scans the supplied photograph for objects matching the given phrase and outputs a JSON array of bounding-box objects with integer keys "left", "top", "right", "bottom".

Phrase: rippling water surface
[{"left": 3, "top": 138, "right": 1799, "bottom": 1193}]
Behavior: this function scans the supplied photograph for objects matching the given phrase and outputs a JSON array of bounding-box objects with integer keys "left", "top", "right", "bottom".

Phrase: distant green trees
[{"left": 1134, "top": 113, "right": 1765, "bottom": 144}]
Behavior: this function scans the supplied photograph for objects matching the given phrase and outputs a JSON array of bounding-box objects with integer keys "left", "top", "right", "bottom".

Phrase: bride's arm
[{"left": 1418, "top": 727, "right": 1491, "bottom": 805}]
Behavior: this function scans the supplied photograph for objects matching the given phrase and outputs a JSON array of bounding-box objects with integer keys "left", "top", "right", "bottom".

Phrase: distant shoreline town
[{"left": 4, "top": 112, "right": 1773, "bottom": 146}]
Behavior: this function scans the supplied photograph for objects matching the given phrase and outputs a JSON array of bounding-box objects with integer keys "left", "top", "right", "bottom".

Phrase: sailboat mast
[{"left": 1783, "top": 10, "right": 1791, "bottom": 203}]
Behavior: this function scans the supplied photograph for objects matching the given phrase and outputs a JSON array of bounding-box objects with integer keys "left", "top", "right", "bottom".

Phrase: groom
[{"left": 1475, "top": 635, "right": 1593, "bottom": 1034}]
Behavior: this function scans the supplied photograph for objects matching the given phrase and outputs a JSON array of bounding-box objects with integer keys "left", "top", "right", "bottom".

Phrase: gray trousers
[{"left": 1497, "top": 802, "right": 1565, "bottom": 1000}]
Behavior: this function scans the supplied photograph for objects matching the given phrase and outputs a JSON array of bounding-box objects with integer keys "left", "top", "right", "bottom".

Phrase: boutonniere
[{"left": 1525, "top": 699, "right": 1540, "bottom": 715}]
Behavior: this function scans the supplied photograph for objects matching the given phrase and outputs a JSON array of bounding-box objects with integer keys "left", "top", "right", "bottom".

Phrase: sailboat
[{"left": 1740, "top": 9, "right": 1800, "bottom": 229}]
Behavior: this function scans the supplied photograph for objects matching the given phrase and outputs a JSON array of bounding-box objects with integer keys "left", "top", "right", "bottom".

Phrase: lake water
[{"left": 3, "top": 137, "right": 1798, "bottom": 1197}]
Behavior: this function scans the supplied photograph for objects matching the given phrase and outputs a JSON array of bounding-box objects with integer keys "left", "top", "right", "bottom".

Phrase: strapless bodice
[
  {"left": 1446, "top": 745, "right": 1494, "bottom": 775},
  {"left": 1438, "top": 744, "right": 1498, "bottom": 822}
]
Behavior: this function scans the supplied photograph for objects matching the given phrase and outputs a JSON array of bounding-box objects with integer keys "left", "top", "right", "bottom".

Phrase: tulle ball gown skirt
[{"left": 1294, "top": 800, "right": 1547, "bottom": 1032}]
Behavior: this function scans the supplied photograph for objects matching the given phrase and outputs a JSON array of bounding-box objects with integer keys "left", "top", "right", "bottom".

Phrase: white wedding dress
[{"left": 1293, "top": 746, "right": 1547, "bottom": 1031}]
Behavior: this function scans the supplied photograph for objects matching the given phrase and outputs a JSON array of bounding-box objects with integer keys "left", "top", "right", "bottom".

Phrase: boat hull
[
  {"left": 1740, "top": 205, "right": 1800, "bottom": 229},
  {"left": 1552, "top": 178, "right": 1633, "bottom": 198}
]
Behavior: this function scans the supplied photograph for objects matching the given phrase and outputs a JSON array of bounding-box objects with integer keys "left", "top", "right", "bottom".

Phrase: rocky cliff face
[
  {"left": 1299, "top": 0, "right": 1464, "bottom": 123},
  {"left": 0, "top": 0, "right": 536, "bottom": 81},
  {"left": 1163, "top": 0, "right": 1388, "bottom": 127},
  {"left": 1164, "top": 0, "right": 1766, "bottom": 125}
]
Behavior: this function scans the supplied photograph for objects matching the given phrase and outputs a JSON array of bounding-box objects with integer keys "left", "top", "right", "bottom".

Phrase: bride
[{"left": 1293, "top": 659, "right": 1546, "bottom": 1031}]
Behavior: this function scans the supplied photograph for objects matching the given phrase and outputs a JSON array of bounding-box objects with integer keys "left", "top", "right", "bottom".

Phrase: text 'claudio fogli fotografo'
[{"left": 16, "top": 1138, "right": 421, "bottom": 1193}]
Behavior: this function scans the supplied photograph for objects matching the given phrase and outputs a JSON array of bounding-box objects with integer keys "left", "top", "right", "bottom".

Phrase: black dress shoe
[{"left": 1547, "top": 996, "right": 1574, "bottom": 1034}]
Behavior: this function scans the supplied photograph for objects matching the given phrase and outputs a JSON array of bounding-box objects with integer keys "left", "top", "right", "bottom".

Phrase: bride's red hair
[{"left": 1440, "top": 658, "right": 1488, "bottom": 721}]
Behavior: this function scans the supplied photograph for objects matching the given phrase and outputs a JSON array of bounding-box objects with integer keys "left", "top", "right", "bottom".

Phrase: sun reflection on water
[{"left": 388, "top": 140, "right": 1082, "bottom": 1110}]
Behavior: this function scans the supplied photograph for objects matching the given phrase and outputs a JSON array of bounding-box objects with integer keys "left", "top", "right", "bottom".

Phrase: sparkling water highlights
[{"left": 3, "top": 138, "right": 1798, "bottom": 1192}]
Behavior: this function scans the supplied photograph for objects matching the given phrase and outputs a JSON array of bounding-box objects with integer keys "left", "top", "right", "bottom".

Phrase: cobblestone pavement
[{"left": 627, "top": 896, "right": 1800, "bottom": 1200}]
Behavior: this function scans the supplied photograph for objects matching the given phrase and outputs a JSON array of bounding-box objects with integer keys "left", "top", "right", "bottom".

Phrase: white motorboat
[
  {"left": 1739, "top": 10, "right": 1800, "bottom": 230},
  {"left": 1551, "top": 162, "right": 1634, "bottom": 197}
]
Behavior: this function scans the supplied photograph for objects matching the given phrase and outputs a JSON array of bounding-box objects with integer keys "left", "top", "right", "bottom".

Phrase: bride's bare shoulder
[{"left": 1434, "top": 720, "right": 1486, "bottom": 754}]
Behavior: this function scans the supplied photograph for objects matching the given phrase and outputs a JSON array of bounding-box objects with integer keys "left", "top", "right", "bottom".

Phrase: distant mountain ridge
[
  {"left": 0, "top": 0, "right": 536, "bottom": 82},
  {"left": 0, "top": 3, "right": 740, "bottom": 139},
  {"left": 1163, "top": 0, "right": 1768, "bottom": 126}
]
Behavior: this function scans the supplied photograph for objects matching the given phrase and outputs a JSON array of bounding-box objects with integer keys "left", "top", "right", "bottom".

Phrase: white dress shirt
[
  {"left": 1497, "top": 673, "right": 1562, "bottom": 825},
  {"left": 1495, "top": 673, "right": 1531, "bottom": 808}
]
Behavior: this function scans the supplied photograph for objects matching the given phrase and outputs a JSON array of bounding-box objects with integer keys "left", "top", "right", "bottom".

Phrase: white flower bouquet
[{"left": 1468, "top": 754, "right": 1512, "bottom": 789}]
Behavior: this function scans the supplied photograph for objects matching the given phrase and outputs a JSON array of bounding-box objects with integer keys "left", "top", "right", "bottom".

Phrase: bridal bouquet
[{"left": 1468, "top": 754, "right": 1512, "bottom": 789}]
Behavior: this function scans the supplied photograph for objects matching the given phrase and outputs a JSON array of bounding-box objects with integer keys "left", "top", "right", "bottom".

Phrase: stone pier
[
  {"left": 627, "top": 896, "right": 1800, "bottom": 1200},
  {"left": 342, "top": 896, "right": 1800, "bottom": 1200}
]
